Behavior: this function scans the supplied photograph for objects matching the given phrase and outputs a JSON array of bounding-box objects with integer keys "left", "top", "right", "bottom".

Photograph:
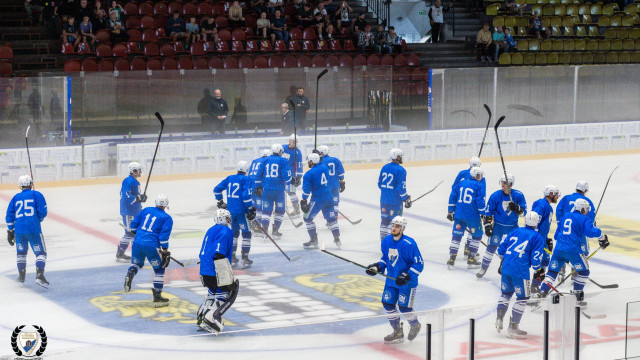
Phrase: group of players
[{"left": 3, "top": 143, "right": 611, "bottom": 342}]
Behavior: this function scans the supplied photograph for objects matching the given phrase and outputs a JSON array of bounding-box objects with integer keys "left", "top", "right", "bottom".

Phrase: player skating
[
  {"left": 317, "top": 145, "right": 345, "bottom": 221},
  {"left": 282, "top": 134, "right": 303, "bottom": 215},
  {"left": 366, "top": 216, "right": 424, "bottom": 344},
  {"left": 451, "top": 157, "right": 485, "bottom": 262},
  {"left": 256, "top": 144, "right": 292, "bottom": 239},
  {"left": 556, "top": 180, "right": 595, "bottom": 224},
  {"left": 378, "top": 148, "right": 411, "bottom": 240},
  {"left": 248, "top": 149, "right": 270, "bottom": 231},
  {"left": 117, "top": 162, "right": 147, "bottom": 262},
  {"left": 530, "top": 185, "right": 560, "bottom": 297}
]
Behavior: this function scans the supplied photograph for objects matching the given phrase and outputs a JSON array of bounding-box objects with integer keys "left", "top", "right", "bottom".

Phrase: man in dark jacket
[
  {"left": 207, "top": 89, "right": 229, "bottom": 134},
  {"left": 290, "top": 87, "right": 310, "bottom": 131},
  {"left": 280, "top": 103, "right": 294, "bottom": 135}
]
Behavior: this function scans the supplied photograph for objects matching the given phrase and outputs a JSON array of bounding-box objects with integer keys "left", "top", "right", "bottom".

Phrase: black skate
[
  {"left": 333, "top": 235, "right": 342, "bottom": 249},
  {"left": 116, "top": 247, "right": 131, "bottom": 263},
  {"left": 384, "top": 322, "right": 404, "bottom": 344},
  {"left": 231, "top": 253, "right": 240, "bottom": 268},
  {"left": 495, "top": 308, "right": 506, "bottom": 333},
  {"left": 572, "top": 290, "right": 587, "bottom": 307},
  {"left": 476, "top": 267, "right": 487, "bottom": 279},
  {"left": 506, "top": 317, "right": 527, "bottom": 339},
  {"left": 272, "top": 225, "right": 282, "bottom": 239},
  {"left": 241, "top": 252, "right": 253, "bottom": 269},
  {"left": 124, "top": 268, "right": 135, "bottom": 293},
  {"left": 407, "top": 321, "right": 421, "bottom": 341},
  {"left": 467, "top": 255, "right": 481, "bottom": 269},
  {"left": 17, "top": 269, "right": 26, "bottom": 285},
  {"left": 35, "top": 269, "right": 49, "bottom": 289},
  {"left": 152, "top": 288, "right": 169, "bottom": 308},
  {"left": 447, "top": 254, "right": 456, "bottom": 270},
  {"left": 303, "top": 235, "right": 319, "bottom": 249}
]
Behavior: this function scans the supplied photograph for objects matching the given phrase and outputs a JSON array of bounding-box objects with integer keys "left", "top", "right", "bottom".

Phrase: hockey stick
[
  {"left": 258, "top": 225, "right": 301, "bottom": 262},
  {"left": 284, "top": 204, "right": 303, "bottom": 228},
  {"left": 142, "top": 112, "right": 165, "bottom": 197},
  {"left": 337, "top": 210, "right": 362, "bottom": 225},
  {"left": 556, "top": 247, "right": 601, "bottom": 287},
  {"left": 25, "top": 125, "right": 35, "bottom": 188},
  {"left": 478, "top": 104, "right": 491, "bottom": 157},
  {"left": 588, "top": 278, "right": 618, "bottom": 289},
  {"left": 117, "top": 222, "right": 188, "bottom": 267},
  {"left": 314, "top": 68, "right": 329, "bottom": 151},
  {"left": 411, "top": 180, "right": 444, "bottom": 204},
  {"left": 594, "top": 165, "right": 619, "bottom": 216},
  {"left": 493, "top": 115, "right": 512, "bottom": 201},
  {"left": 320, "top": 249, "right": 395, "bottom": 280}
]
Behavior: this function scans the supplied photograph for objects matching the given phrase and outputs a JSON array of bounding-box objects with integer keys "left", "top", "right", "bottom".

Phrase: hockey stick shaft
[
  {"left": 478, "top": 104, "right": 491, "bottom": 157},
  {"left": 337, "top": 209, "right": 361, "bottom": 225},
  {"left": 594, "top": 165, "right": 619, "bottom": 216},
  {"left": 556, "top": 248, "right": 601, "bottom": 287},
  {"left": 25, "top": 125, "right": 35, "bottom": 188},
  {"left": 314, "top": 69, "right": 328, "bottom": 150},
  {"left": 170, "top": 256, "right": 184, "bottom": 267},
  {"left": 412, "top": 180, "right": 444, "bottom": 203},
  {"left": 289, "top": 98, "right": 297, "bottom": 175},
  {"left": 320, "top": 249, "right": 395, "bottom": 280},
  {"left": 588, "top": 278, "right": 618, "bottom": 289},
  {"left": 493, "top": 116, "right": 513, "bottom": 202},
  {"left": 142, "top": 112, "right": 165, "bottom": 196},
  {"left": 258, "top": 225, "right": 298, "bottom": 261}
]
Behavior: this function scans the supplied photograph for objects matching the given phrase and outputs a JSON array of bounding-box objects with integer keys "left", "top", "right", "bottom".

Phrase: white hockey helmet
[
  {"left": 271, "top": 143, "right": 283, "bottom": 155},
  {"left": 391, "top": 216, "right": 407, "bottom": 230},
  {"left": 289, "top": 133, "right": 297, "bottom": 143},
  {"left": 128, "top": 161, "right": 142, "bottom": 174},
  {"left": 317, "top": 145, "right": 329, "bottom": 156},
  {"left": 499, "top": 173, "right": 515, "bottom": 186},
  {"left": 155, "top": 193, "right": 169, "bottom": 208},
  {"left": 574, "top": 198, "right": 591, "bottom": 213},
  {"left": 469, "top": 156, "right": 481, "bottom": 168},
  {"left": 261, "top": 149, "right": 271, "bottom": 157},
  {"left": 470, "top": 166, "right": 484, "bottom": 179},
  {"left": 237, "top": 160, "right": 249, "bottom": 173},
  {"left": 215, "top": 208, "right": 231, "bottom": 225},
  {"left": 525, "top": 211, "right": 540, "bottom": 227},
  {"left": 576, "top": 180, "right": 589, "bottom": 193},
  {"left": 18, "top": 174, "right": 33, "bottom": 188},
  {"left": 543, "top": 184, "right": 561, "bottom": 197},
  {"left": 307, "top": 152, "right": 320, "bottom": 165},
  {"left": 389, "top": 148, "right": 404, "bottom": 162}
]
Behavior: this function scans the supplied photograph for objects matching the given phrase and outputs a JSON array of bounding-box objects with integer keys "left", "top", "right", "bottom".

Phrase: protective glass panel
[{"left": 627, "top": 301, "right": 640, "bottom": 359}]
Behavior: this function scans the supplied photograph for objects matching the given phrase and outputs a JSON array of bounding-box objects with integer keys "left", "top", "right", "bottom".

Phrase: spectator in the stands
[
  {"left": 386, "top": 26, "right": 402, "bottom": 54},
  {"left": 492, "top": 25, "right": 507, "bottom": 62},
  {"left": 93, "top": 0, "right": 107, "bottom": 30},
  {"left": 167, "top": 10, "right": 189, "bottom": 46},
  {"left": 353, "top": 12, "right": 367, "bottom": 36},
  {"left": 108, "top": 0, "right": 123, "bottom": 21},
  {"left": 257, "top": 11, "right": 274, "bottom": 41},
  {"left": 186, "top": 16, "right": 201, "bottom": 45},
  {"left": 25, "top": 0, "right": 44, "bottom": 25},
  {"left": 314, "top": 2, "right": 328, "bottom": 17},
  {"left": 250, "top": 0, "right": 267, "bottom": 15},
  {"left": 60, "top": 0, "right": 77, "bottom": 17},
  {"left": 228, "top": 0, "right": 245, "bottom": 29},
  {"left": 266, "top": 0, "right": 284, "bottom": 16},
  {"left": 319, "top": 12, "right": 335, "bottom": 40},
  {"left": 79, "top": 15, "right": 96, "bottom": 48},
  {"left": 428, "top": 0, "right": 453, "bottom": 43},
  {"left": 336, "top": 0, "right": 353, "bottom": 32},
  {"left": 504, "top": 0, "right": 524, "bottom": 14},
  {"left": 75, "top": 0, "right": 92, "bottom": 24},
  {"left": 358, "top": 24, "right": 379, "bottom": 53},
  {"left": 108, "top": 9, "right": 128, "bottom": 43},
  {"left": 297, "top": 3, "right": 314, "bottom": 28},
  {"left": 374, "top": 24, "right": 391, "bottom": 53},
  {"left": 504, "top": 27, "right": 516, "bottom": 52},
  {"left": 320, "top": 0, "right": 337, "bottom": 21},
  {"left": 528, "top": 11, "right": 549, "bottom": 38},
  {"left": 271, "top": 10, "right": 289, "bottom": 43},
  {"left": 201, "top": 16, "right": 219, "bottom": 43},
  {"left": 476, "top": 22, "right": 492, "bottom": 63},
  {"left": 43, "top": 1, "right": 61, "bottom": 39},
  {"left": 62, "top": 16, "right": 81, "bottom": 50},
  {"left": 311, "top": 12, "right": 327, "bottom": 40}
]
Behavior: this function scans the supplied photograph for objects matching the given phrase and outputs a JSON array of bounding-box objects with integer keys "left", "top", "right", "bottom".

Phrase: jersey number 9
[
  {"left": 562, "top": 218, "right": 572, "bottom": 235},
  {"left": 15, "top": 199, "right": 35, "bottom": 218}
]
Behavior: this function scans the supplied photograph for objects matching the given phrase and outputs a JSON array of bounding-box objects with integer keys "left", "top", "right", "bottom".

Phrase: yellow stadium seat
[
  {"left": 511, "top": 53, "right": 524, "bottom": 64},
  {"left": 517, "top": 39, "right": 529, "bottom": 51},
  {"left": 486, "top": 3, "right": 500, "bottom": 15},
  {"left": 602, "top": 3, "right": 615, "bottom": 15},
  {"left": 562, "top": 16, "right": 575, "bottom": 26},
  {"left": 623, "top": 39, "right": 635, "bottom": 50},
  {"left": 552, "top": 39, "right": 564, "bottom": 50},
  {"left": 575, "top": 39, "right": 587, "bottom": 50},
  {"left": 566, "top": 4, "right": 578, "bottom": 15},
  {"left": 542, "top": 17, "right": 551, "bottom": 28},
  {"left": 633, "top": 14, "right": 640, "bottom": 25},
  {"left": 578, "top": 4, "right": 590, "bottom": 15},
  {"left": 604, "top": 52, "right": 618, "bottom": 63},
  {"left": 547, "top": 52, "right": 559, "bottom": 63},
  {"left": 610, "top": 15, "right": 622, "bottom": 26},
  {"left": 558, "top": 52, "right": 571, "bottom": 64},
  {"left": 529, "top": 39, "right": 540, "bottom": 50},
  {"left": 543, "top": 4, "right": 555, "bottom": 15},
  {"left": 551, "top": 26, "right": 562, "bottom": 36},
  {"left": 516, "top": 16, "right": 530, "bottom": 27},
  {"left": 549, "top": 0, "right": 559, "bottom": 4},
  {"left": 499, "top": 53, "right": 512, "bottom": 65},
  {"left": 493, "top": 16, "right": 505, "bottom": 27},
  {"left": 588, "top": 25, "right": 600, "bottom": 36},
  {"left": 564, "top": 39, "right": 575, "bottom": 50},
  {"left": 611, "top": 39, "right": 623, "bottom": 50},
  {"left": 598, "top": 39, "right": 611, "bottom": 51},
  {"left": 594, "top": 52, "right": 606, "bottom": 63},
  {"left": 527, "top": 0, "right": 537, "bottom": 4},
  {"left": 575, "top": 26, "right": 587, "bottom": 36},
  {"left": 617, "top": 28, "right": 629, "bottom": 38},
  {"left": 505, "top": 16, "right": 517, "bottom": 27},
  {"left": 570, "top": 52, "right": 583, "bottom": 63},
  {"left": 532, "top": 4, "right": 543, "bottom": 14},
  {"left": 582, "top": 52, "right": 594, "bottom": 63},
  {"left": 537, "top": 0, "right": 549, "bottom": 4},
  {"left": 564, "top": 26, "right": 575, "bottom": 36},
  {"left": 604, "top": 28, "right": 617, "bottom": 38},
  {"left": 590, "top": 4, "right": 601, "bottom": 15},
  {"left": 535, "top": 53, "right": 547, "bottom": 64},
  {"left": 550, "top": 16, "right": 562, "bottom": 26},
  {"left": 587, "top": 39, "right": 599, "bottom": 50},
  {"left": 541, "top": 39, "right": 553, "bottom": 50},
  {"left": 625, "top": 4, "right": 639, "bottom": 14},
  {"left": 618, "top": 52, "right": 631, "bottom": 63},
  {"left": 524, "top": 53, "right": 536, "bottom": 64},
  {"left": 555, "top": 4, "right": 566, "bottom": 15},
  {"left": 622, "top": 16, "right": 634, "bottom": 26},
  {"left": 631, "top": 28, "right": 640, "bottom": 39},
  {"left": 631, "top": 52, "right": 640, "bottom": 63},
  {"left": 636, "top": 39, "right": 640, "bottom": 50},
  {"left": 517, "top": 26, "right": 529, "bottom": 36},
  {"left": 598, "top": 16, "right": 610, "bottom": 27},
  {"left": 582, "top": 14, "right": 593, "bottom": 24}
]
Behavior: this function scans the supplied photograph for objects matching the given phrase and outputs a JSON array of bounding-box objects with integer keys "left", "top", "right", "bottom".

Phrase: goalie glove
[
  {"left": 546, "top": 238, "right": 553, "bottom": 252},
  {"left": 395, "top": 272, "right": 411, "bottom": 286},
  {"left": 533, "top": 268, "right": 545, "bottom": 282},
  {"left": 404, "top": 195, "right": 412, "bottom": 209},
  {"left": 508, "top": 202, "right": 524, "bottom": 215},
  {"left": 7, "top": 230, "right": 15, "bottom": 246},
  {"left": 158, "top": 249, "right": 171, "bottom": 268},
  {"left": 598, "top": 234, "right": 609, "bottom": 250},
  {"left": 217, "top": 199, "right": 227, "bottom": 209},
  {"left": 339, "top": 180, "right": 345, "bottom": 193},
  {"left": 366, "top": 262, "right": 381, "bottom": 276},
  {"left": 246, "top": 206, "right": 256, "bottom": 221},
  {"left": 300, "top": 199, "right": 309, "bottom": 213},
  {"left": 136, "top": 194, "right": 148, "bottom": 203},
  {"left": 291, "top": 176, "right": 301, "bottom": 187}
]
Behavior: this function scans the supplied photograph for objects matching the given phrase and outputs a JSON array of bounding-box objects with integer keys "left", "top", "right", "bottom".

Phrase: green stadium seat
[
  {"left": 582, "top": 14, "right": 593, "bottom": 24},
  {"left": 555, "top": 4, "right": 566, "bottom": 15},
  {"left": 549, "top": 0, "right": 560, "bottom": 4},
  {"left": 564, "top": 39, "right": 575, "bottom": 50},
  {"left": 537, "top": 0, "right": 549, "bottom": 4},
  {"left": 605, "top": 52, "right": 619, "bottom": 63},
  {"left": 590, "top": 4, "right": 601, "bottom": 15},
  {"left": 486, "top": 4, "right": 500, "bottom": 15},
  {"left": 547, "top": 52, "right": 559, "bottom": 63},
  {"left": 511, "top": 53, "right": 524, "bottom": 64},
  {"left": 617, "top": 28, "right": 629, "bottom": 38},
  {"left": 541, "top": 39, "right": 553, "bottom": 50},
  {"left": 542, "top": 17, "right": 551, "bottom": 28},
  {"left": 505, "top": 16, "right": 517, "bottom": 27},
  {"left": 618, "top": 52, "right": 631, "bottom": 62},
  {"left": 524, "top": 53, "right": 536, "bottom": 64},
  {"left": 604, "top": 28, "right": 617, "bottom": 38},
  {"left": 588, "top": 25, "right": 599, "bottom": 36},
  {"left": 578, "top": 4, "right": 590, "bottom": 15},
  {"left": 636, "top": 39, "right": 640, "bottom": 50},
  {"left": 517, "top": 39, "right": 529, "bottom": 51},
  {"left": 561, "top": 0, "right": 571, "bottom": 5},
  {"left": 598, "top": 39, "right": 611, "bottom": 51},
  {"left": 625, "top": 4, "right": 639, "bottom": 15},
  {"left": 623, "top": 39, "right": 635, "bottom": 50},
  {"left": 570, "top": 52, "right": 583, "bottom": 63},
  {"left": 609, "top": 15, "right": 622, "bottom": 26},
  {"left": 622, "top": 16, "right": 634, "bottom": 26},
  {"left": 550, "top": 16, "right": 562, "bottom": 26},
  {"left": 552, "top": 39, "right": 564, "bottom": 50},
  {"left": 598, "top": 16, "right": 610, "bottom": 27},
  {"left": 567, "top": 4, "right": 578, "bottom": 15},
  {"left": 516, "top": 16, "right": 530, "bottom": 27},
  {"left": 563, "top": 26, "right": 575, "bottom": 36},
  {"left": 582, "top": 52, "right": 594, "bottom": 63},
  {"left": 536, "top": 53, "right": 547, "bottom": 64},
  {"left": 529, "top": 39, "right": 540, "bottom": 50},
  {"left": 587, "top": 39, "right": 599, "bottom": 51},
  {"left": 611, "top": 39, "right": 623, "bottom": 50},
  {"left": 543, "top": 4, "right": 555, "bottom": 15},
  {"left": 551, "top": 26, "right": 562, "bottom": 36},
  {"left": 576, "top": 26, "right": 587, "bottom": 36},
  {"left": 493, "top": 16, "right": 505, "bottom": 27},
  {"left": 499, "top": 53, "right": 512, "bottom": 64},
  {"left": 532, "top": 4, "right": 543, "bottom": 14},
  {"left": 602, "top": 3, "right": 615, "bottom": 15},
  {"left": 517, "top": 26, "right": 529, "bottom": 36},
  {"left": 630, "top": 28, "right": 640, "bottom": 39},
  {"left": 527, "top": 0, "right": 538, "bottom": 5},
  {"left": 594, "top": 52, "right": 606, "bottom": 63},
  {"left": 631, "top": 52, "right": 640, "bottom": 63},
  {"left": 575, "top": 39, "right": 587, "bottom": 50},
  {"left": 558, "top": 52, "right": 571, "bottom": 64},
  {"left": 562, "top": 16, "right": 575, "bottom": 26}
]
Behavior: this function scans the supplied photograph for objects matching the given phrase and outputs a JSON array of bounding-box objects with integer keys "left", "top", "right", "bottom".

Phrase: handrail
[{"left": 365, "top": 0, "right": 390, "bottom": 27}]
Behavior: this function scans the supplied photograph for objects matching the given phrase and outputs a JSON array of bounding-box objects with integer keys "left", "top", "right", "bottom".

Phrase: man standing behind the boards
[
  {"left": 207, "top": 89, "right": 229, "bottom": 134},
  {"left": 280, "top": 103, "right": 295, "bottom": 135},
  {"left": 428, "top": 0, "right": 453, "bottom": 43},
  {"left": 291, "top": 87, "right": 310, "bottom": 131}
]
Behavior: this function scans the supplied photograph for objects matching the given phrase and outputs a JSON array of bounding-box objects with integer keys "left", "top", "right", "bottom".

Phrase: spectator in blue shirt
[
  {"left": 492, "top": 26, "right": 507, "bottom": 62},
  {"left": 167, "top": 10, "right": 189, "bottom": 45},
  {"left": 504, "top": 27, "right": 516, "bottom": 52},
  {"left": 271, "top": 9, "right": 289, "bottom": 43}
]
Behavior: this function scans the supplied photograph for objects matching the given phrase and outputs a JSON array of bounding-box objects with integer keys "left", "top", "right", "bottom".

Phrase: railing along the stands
[{"left": 366, "top": 0, "right": 390, "bottom": 27}]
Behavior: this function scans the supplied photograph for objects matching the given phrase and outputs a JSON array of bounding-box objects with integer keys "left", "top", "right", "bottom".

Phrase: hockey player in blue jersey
[
  {"left": 539, "top": 198, "right": 609, "bottom": 306},
  {"left": 255, "top": 143, "right": 292, "bottom": 238},
  {"left": 317, "top": 145, "right": 345, "bottom": 215},
  {"left": 282, "top": 134, "right": 303, "bottom": 215},
  {"left": 447, "top": 166, "right": 485, "bottom": 270},
  {"left": 248, "top": 149, "right": 270, "bottom": 228},
  {"left": 117, "top": 161, "right": 147, "bottom": 262},
  {"left": 214, "top": 160, "right": 256, "bottom": 269},
  {"left": 366, "top": 216, "right": 424, "bottom": 344},
  {"left": 197, "top": 209, "right": 240, "bottom": 334},
  {"left": 451, "top": 156, "right": 485, "bottom": 262},
  {"left": 124, "top": 194, "right": 174, "bottom": 308},
  {"left": 556, "top": 180, "right": 595, "bottom": 224},
  {"left": 530, "top": 185, "right": 560, "bottom": 296},
  {"left": 477, "top": 174, "right": 527, "bottom": 279},
  {"left": 378, "top": 148, "right": 412, "bottom": 240},
  {"left": 300, "top": 153, "right": 341, "bottom": 249},
  {"left": 495, "top": 211, "right": 546, "bottom": 339},
  {"left": 6, "top": 175, "right": 49, "bottom": 288}
]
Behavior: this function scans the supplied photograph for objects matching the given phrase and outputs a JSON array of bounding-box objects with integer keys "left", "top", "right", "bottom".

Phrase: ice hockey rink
[{"left": 1, "top": 150, "right": 639, "bottom": 360}]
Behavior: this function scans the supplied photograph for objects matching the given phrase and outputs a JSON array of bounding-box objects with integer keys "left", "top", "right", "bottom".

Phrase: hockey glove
[
  {"left": 366, "top": 262, "right": 381, "bottom": 276},
  {"left": 159, "top": 249, "right": 171, "bottom": 268},
  {"left": 546, "top": 238, "right": 553, "bottom": 252},
  {"left": 533, "top": 268, "right": 546, "bottom": 282},
  {"left": 227, "top": 278, "right": 239, "bottom": 291},
  {"left": 247, "top": 206, "right": 257, "bottom": 221},
  {"left": 447, "top": 212, "right": 454, "bottom": 222},
  {"left": 7, "top": 230, "right": 15, "bottom": 246},
  {"left": 404, "top": 195, "right": 412, "bottom": 209},
  {"left": 291, "top": 176, "right": 301, "bottom": 187},
  {"left": 339, "top": 180, "right": 345, "bottom": 193},
  {"left": 254, "top": 186, "right": 263, "bottom": 197},
  {"left": 136, "top": 194, "right": 148, "bottom": 203},
  {"left": 395, "top": 272, "right": 411, "bottom": 286},
  {"left": 217, "top": 199, "right": 227, "bottom": 209},
  {"left": 213, "top": 253, "right": 226, "bottom": 260},
  {"left": 598, "top": 234, "right": 609, "bottom": 250},
  {"left": 508, "top": 202, "right": 524, "bottom": 215},
  {"left": 300, "top": 199, "right": 309, "bottom": 213}
]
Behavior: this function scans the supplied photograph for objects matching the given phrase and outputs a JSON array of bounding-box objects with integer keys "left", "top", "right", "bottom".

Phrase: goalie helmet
[
  {"left": 307, "top": 153, "right": 320, "bottom": 165},
  {"left": 389, "top": 148, "right": 404, "bottom": 162},
  {"left": 391, "top": 216, "right": 407, "bottom": 230},
  {"left": 469, "top": 156, "right": 481, "bottom": 168},
  {"left": 271, "top": 143, "right": 283, "bottom": 155},
  {"left": 155, "top": 194, "right": 169, "bottom": 208},
  {"left": 317, "top": 145, "right": 329, "bottom": 156},
  {"left": 525, "top": 211, "right": 540, "bottom": 227},
  {"left": 237, "top": 160, "right": 249, "bottom": 173},
  {"left": 544, "top": 184, "right": 560, "bottom": 197},
  {"left": 18, "top": 175, "right": 33, "bottom": 188},
  {"left": 576, "top": 180, "right": 589, "bottom": 193},
  {"left": 128, "top": 161, "right": 142, "bottom": 174},
  {"left": 574, "top": 198, "right": 591, "bottom": 213},
  {"left": 470, "top": 166, "right": 484, "bottom": 179},
  {"left": 499, "top": 173, "right": 515, "bottom": 186},
  {"left": 261, "top": 149, "right": 270, "bottom": 157},
  {"left": 215, "top": 209, "right": 231, "bottom": 225}
]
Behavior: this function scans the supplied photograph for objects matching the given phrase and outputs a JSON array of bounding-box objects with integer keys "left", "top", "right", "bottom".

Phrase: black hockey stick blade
[
  {"left": 582, "top": 310, "right": 607, "bottom": 320},
  {"left": 338, "top": 210, "right": 362, "bottom": 225},
  {"left": 412, "top": 180, "right": 444, "bottom": 203},
  {"left": 170, "top": 256, "right": 185, "bottom": 267},
  {"left": 494, "top": 115, "right": 506, "bottom": 131},
  {"left": 285, "top": 209, "right": 303, "bottom": 228},
  {"left": 259, "top": 226, "right": 299, "bottom": 261},
  {"left": 321, "top": 249, "right": 395, "bottom": 280},
  {"left": 483, "top": 104, "right": 491, "bottom": 119},
  {"left": 589, "top": 278, "right": 619, "bottom": 289},
  {"left": 317, "top": 68, "right": 328, "bottom": 79},
  {"left": 154, "top": 112, "right": 165, "bottom": 127}
]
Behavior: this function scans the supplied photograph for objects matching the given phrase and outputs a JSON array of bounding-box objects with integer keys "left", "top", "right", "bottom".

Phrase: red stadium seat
[
  {"left": 96, "top": 43, "right": 111, "bottom": 57},
  {"left": 190, "top": 42, "right": 205, "bottom": 56},
  {"left": 223, "top": 56, "right": 238, "bottom": 68},
  {"left": 212, "top": 3, "right": 226, "bottom": 15},
  {"left": 231, "top": 29, "right": 246, "bottom": 41},
  {"left": 289, "top": 28, "right": 302, "bottom": 40},
  {"left": 126, "top": 16, "right": 141, "bottom": 29},
  {"left": 302, "top": 28, "right": 316, "bottom": 40},
  {"left": 288, "top": 40, "right": 300, "bottom": 51},
  {"left": 329, "top": 39, "right": 342, "bottom": 51},
  {"left": 114, "top": 58, "right": 129, "bottom": 71},
  {"left": 156, "top": 27, "right": 168, "bottom": 39},
  {"left": 140, "top": 15, "right": 155, "bottom": 29},
  {"left": 229, "top": 40, "right": 241, "bottom": 52},
  {"left": 81, "top": 58, "right": 97, "bottom": 71},
  {"left": 260, "top": 40, "right": 273, "bottom": 51},
  {"left": 340, "top": 27, "right": 351, "bottom": 36},
  {"left": 146, "top": 58, "right": 162, "bottom": 70},
  {"left": 168, "top": 2, "right": 182, "bottom": 14},
  {"left": 245, "top": 14, "right": 257, "bottom": 28},
  {"left": 64, "top": 59, "right": 81, "bottom": 72},
  {"left": 112, "top": 43, "right": 128, "bottom": 57},
  {"left": 155, "top": 15, "right": 169, "bottom": 30},
  {"left": 302, "top": 40, "right": 314, "bottom": 51},
  {"left": 407, "top": 54, "right": 420, "bottom": 66},
  {"left": 130, "top": 58, "right": 146, "bottom": 71},
  {"left": 77, "top": 42, "right": 92, "bottom": 54},
  {"left": 124, "top": 2, "right": 138, "bottom": 16},
  {"left": 142, "top": 29, "right": 157, "bottom": 43},
  {"left": 274, "top": 40, "right": 288, "bottom": 51},
  {"left": 61, "top": 42, "right": 75, "bottom": 54},
  {"left": 144, "top": 43, "right": 160, "bottom": 56},
  {"left": 0, "top": 61, "right": 11, "bottom": 76},
  {"left": 173, "top": 42, "right": 188, "bottom": 54},
  {"left": 128, "top": 29, "right": 142, "bottom": 42},
  {"left": 153, "top": 2, "right": 168, "bottom": 15},
  {"left": 138, "top": 2, "right": 152, "bottom": 15},
  {"left": 353, "top": 54, "right": 366, "bottom": 66},
  {"left": 297, "top": 54, "right": 311, "bottom": 67},
  {"left": 203, "top": 41, "right": 215, "bottom": 53},
  {"left": 177, "top": 56, "right": 193, "bottom": 69},
  {"left": 198, "top": 3, "right": 212, "bottom": 15},
  {"left": 282, "top": 54, "right": 297, "bottom": 67},
  {"left": 183, "top": 2, "right": 197, "bottom": 15},
  {"left": 214, "top": 40, "right": 228, "bottom": 52},
  {"left": 316, "top": 40, "right": 328, "bottom": 51},
  {"left": 254, "top": 55, "right": 268, "bottom": 68},
  {"left": 268, "top": 54, "right": 283, "bottom": 67},
  {"left": 238, "top": 55, "right": 253, "bottom": 68},
  {"left": 126, "top": 41, "right": 141, "bottom": 54},
  {"left": 339, "top": 54, "right": 353, "bottom": 66},
  {"left": 209, "top": 56, "right": 224, "bottom": 69},
  {"left": 394, "top": 67, "right": 410, "bottom": 81},
  {"left": 193, "top": 56, "right": 209, "bottom": 69},
  {"left": 325, "top": 54, "right": 339, "bottom": 66},
  {"left": 380, "top": 54, "right": 394, "bottom": 66},
  {"left": 215, "top": 15, "right": 228, "bottom": 28},
  {"left": 218, "top": 29, "right": 232, "bottom": 41},
  {"left": 411, "top": 68, "right": 427, "bottom": 81},
  {"left": 159, "top": 44, "right": 175, "bottom": 57},
  {"left": 96, "top": 29, "right": 111, "bottom": 43},
  {"left": 246, "top": 40, "right": 257, "bottom": 52},
  {"left": 343, "top": 39, "right": 355, "bottom": 51},
  {"left": 98, "top": 59, "right": 114, "bottom": 71},
  {"left": 367, "top": 54, "right": 381, "bottom": 66},
  {"left": 162, "top": 57, "right": 178, "bottom": 70},
  {"left": 311, "top": 54, "right": 325, "bottom": 67},
  {"left": 394, "top": 54, "right": 407, "bottom": 67}
]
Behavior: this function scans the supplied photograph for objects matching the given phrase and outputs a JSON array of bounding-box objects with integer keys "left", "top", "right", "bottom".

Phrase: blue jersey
[
  {"left": 452, "top": 168, "right": 486, "bottom": 198},
  {"left": 486, "top": 189, "right": 527, "bottom": 226},
  {"left": 556, "top": 193, "right": 595, "bottom": 224},
  {"left": 6, "top": 189, "right": 47, "bottom": 234},
  {"left": 378, "top": 234, "right": 424, "bottom": 288},
  {"left": 554, "top": 211, "right": 602, "bottom": 255},
  {"left": 378, "top": 162, "right": 408, "bottom": 204},
  {"left": 281, "top": 145, "right": 303, "bottom": 178},
  {"left": 214, "top": 173, "right": 253, "bottom": 214},
  {"left": 257, "top": 154, "right": 292, "bottom": 191},
  {"left": 497, "top": 226, "right": 546, "bottom": 279},
  {"left": 321, "top": 155, "right": 345, "bottom": 190},
  {"left": 301, "top": 163, "right": 332, "bottom": 201},
  {"left": 532, "top": 198, "right": 553, "bottom": 239},
  {"left": 130, "top": 207, "right": 173, "bottom": 249},
  {"left": 120, "top": 175, "right": 142, "bottom": 216},
  {"left": 199, "top": 224, "right": 234, "bottom": 277},
  {"left": 248, "top": 156, "right": 268, "bottom": 190},
  {"left": 448, "top": 178, "right": 486, "bottom": 220}
]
